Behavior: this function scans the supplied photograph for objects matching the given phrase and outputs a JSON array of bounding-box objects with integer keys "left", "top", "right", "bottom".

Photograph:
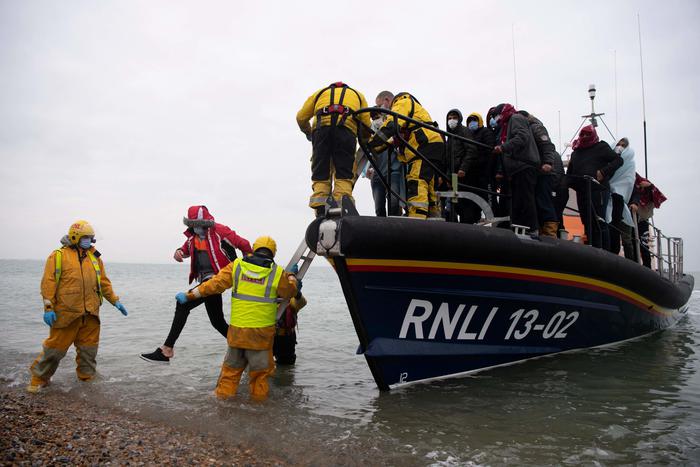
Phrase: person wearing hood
[
  {"left": 486, "top": 106, "right": 509, "bottom": 220},
  {"left": 605, "top": 137, "right": 637, "bottom": 259},
  {"left": 463, "top": 112, "right": 496, "bottom": 222},
  {"left": 566, "top": 125, "right": 623, "bottom": 249},
  {"left": 141, "top": 205, "right": 253, "bottom": 364},
  {"left": 446, "top": 109, "right": 475, "bottom": 222},
  {"left": 629, "top": 174, "right": 667, "bottom": 268},
  {"left": 492, "top": 103, "right": 541, "bottom": 234},
  {"left": 175, "top": 236, "right": 298, "bottom": 401},
  {"left": 28, "top": 220, "right": 127, "bottom": 393},
  {"left": 518, "top": 110, "right": 565, "bottom": 237},
  {"left": 369, "top": 92, "right": 445, "bottom": 219}
]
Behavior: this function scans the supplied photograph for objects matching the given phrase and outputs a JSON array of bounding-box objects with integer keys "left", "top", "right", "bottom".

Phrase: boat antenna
[
  {"left": 637, "top": 13, "right": 648, "bottom": 178},
  {"left": 511, "top": 23, "right": 519, "bottom": 108}
]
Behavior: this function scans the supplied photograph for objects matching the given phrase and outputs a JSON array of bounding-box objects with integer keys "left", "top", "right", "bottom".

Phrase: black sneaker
[{"left": 140, "top": 348, "right": 170, "bottom": 364}]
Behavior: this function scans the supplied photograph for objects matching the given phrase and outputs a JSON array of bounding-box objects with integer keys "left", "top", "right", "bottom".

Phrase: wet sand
[{"left": 0, "top": 384, "right": 285, "bottom": 466}]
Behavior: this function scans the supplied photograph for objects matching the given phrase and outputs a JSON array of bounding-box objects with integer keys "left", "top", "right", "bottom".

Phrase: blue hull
[
  {"left": 339, "top": 260, "right": 688, "bottom": 389},
  {"left": 307, "top": 216, "right": 694, "bottom": 390}
]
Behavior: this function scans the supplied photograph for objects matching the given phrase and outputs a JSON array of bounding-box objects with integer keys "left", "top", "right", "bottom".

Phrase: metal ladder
[{"left": 276, "top": 239, "right": 316, "bottom": 320}]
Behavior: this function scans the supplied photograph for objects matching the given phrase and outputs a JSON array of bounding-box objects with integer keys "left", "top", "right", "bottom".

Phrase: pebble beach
[{"left": 0, "top": 384, "right": 285, "bottom": 466}]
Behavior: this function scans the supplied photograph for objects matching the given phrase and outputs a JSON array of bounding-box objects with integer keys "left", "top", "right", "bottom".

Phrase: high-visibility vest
[
  {"left": 230, "top": 257, "right": 284, "bottom": 328},
  {"left": 54, "top": 247, "right": 103, "bottom": 304}
]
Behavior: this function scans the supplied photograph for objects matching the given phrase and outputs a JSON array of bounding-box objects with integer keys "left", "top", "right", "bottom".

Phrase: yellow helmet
[
  {"left": 68, "top": 220, "right": 95, "bottom": 245},
  {"left": 252, "top": 236, "right": 277, "bottom": 257}
]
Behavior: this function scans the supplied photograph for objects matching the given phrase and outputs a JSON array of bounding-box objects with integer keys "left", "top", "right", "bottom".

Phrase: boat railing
[
  {"left": 648, "top": 225, "right": 684, "bottom": 281},
  {"left": 352, "top": 106, "right": 508, "bottom": 224}
]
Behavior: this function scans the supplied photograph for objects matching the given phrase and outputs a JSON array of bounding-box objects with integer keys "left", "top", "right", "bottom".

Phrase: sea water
[{"left": 1, "top": 259, "right": 698, "bottom": 465}]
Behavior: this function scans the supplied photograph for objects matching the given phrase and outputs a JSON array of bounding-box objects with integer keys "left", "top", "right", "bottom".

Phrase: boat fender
[{"left": 318, "top": 219, "right": 341, "bottom": 256}]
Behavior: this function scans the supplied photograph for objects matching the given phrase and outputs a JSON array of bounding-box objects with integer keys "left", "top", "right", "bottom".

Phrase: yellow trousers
[{"left": 30, "top": 314, "right": 100, "bottom": 385}]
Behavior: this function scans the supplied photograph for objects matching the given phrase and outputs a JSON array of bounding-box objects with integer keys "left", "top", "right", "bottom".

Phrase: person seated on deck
[
  {"left": 566, "top": 125, "right": 623, "bottom": 250},
  {"left": 369, "top": 91, "right": 445, "bottom": 219},
  {"left": 605, "top": 137, "right": 637, "bottom": 260},
  {"left": 629, "top": 173, "right": 667, "bottom": 268}
]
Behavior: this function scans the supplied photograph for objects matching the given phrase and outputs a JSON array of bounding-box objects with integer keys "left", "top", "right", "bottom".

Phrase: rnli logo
[{"left": 399, "top": 299, "right": 579, "bottom": 341}]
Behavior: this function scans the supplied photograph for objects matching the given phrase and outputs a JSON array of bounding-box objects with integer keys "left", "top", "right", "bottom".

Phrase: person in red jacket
[{"left": 141, "top": 205, "right": 252, "bottom": 363}]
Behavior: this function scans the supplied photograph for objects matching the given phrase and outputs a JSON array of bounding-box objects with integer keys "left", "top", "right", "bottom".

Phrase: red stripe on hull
[{"left": 347, "top": 264, "right": 658, "bottom": 315}]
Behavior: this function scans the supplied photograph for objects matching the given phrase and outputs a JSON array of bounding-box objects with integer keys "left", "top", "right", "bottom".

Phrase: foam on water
[{"left": 1, "top": 260, "right": 699, "bottom": 465}]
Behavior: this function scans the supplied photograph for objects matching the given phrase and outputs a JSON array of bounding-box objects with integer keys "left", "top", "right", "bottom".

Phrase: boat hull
[{"left": 307, "top": 216, "right": 694, "bottom": 390}]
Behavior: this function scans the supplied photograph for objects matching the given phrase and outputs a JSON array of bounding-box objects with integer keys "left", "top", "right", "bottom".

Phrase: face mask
[
  {"left": 468, "top": 121, "right": 479, "bottom": 131},
  {"left": 614, "top": 145, "right": 623, "bottom": 154},
  {"left": 193, "top": 227, "right": 206, "bottom": 238},
  {"left": 79, "top": 237, "right": 93, "bottom": 249},
  {"left": 371, "top": 118, "right": 384, "bottom": 132},
  {"left": 447, "top": 119, "right": 459, "bottom": 129},
  {"left": 489, "top": 117, "right": 498, "bottom": 128}
]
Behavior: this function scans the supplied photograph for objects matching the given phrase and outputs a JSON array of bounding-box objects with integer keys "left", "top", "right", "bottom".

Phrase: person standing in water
[
  {"left": 28, "top": 220, "right": 127, "bottom": 392},
  {"left": 140, "top": 205, "right": 252, "bottom": 363},
  {"left": 175, "top": 236, "right": 298, "bottom": 401}
]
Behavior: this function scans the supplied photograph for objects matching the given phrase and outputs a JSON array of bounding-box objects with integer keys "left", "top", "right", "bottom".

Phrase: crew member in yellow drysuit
[
  {"left": 28, "top": 220, "right": 127, "bottom": 392},
  {"left": 370, "top": 92, "right": 445, "bottom": 218},
  {"left": 175, "top": 236, "right": 298, "bottom": 401},
  {"left": 297, "top": 82, "right": 372, "bottom": 216}
]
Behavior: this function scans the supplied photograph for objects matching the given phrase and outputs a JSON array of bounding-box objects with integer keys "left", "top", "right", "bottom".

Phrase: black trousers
[
  {"left": 509, "top": 167, "right": 538, "bottom": 231},
  {"left": 311, "top": 125, "right": 356, "bottom": 181},
  {"left": 576, "top": 189, "right": 610, "bottom": 250},
  {"left": 163, "top": 293, "right": 227, "bottom": 348},
  {"left": 273, "top": 333, "right": 297, "bottom": 365},
  {"left": 535, "top": 174, "right": 557, "bottom": 224}
]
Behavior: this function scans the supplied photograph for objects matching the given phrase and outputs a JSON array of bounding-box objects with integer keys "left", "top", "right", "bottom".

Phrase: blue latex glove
[
  {"left": 290, "top": 264, "right": 299, "bottom": 275},
  {"left": 114, "top": 301, "right": 128, "bottom": 316},
  {"left": 43, "top": 311, "right": 56, "bottom": 327},
  {"left": 175, "top": 292, "right": 188, "bottom": 304},
  {"left": 296, "top": 278, "right": 303, "bottom": 293}
]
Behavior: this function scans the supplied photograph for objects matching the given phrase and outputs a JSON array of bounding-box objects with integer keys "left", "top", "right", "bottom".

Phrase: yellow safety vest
[
  {"left": 54, "top": 247, "right": 103, "bottom": 304},
  {"left": 230, "top": 257, "right": 284, "bottom": 328}
]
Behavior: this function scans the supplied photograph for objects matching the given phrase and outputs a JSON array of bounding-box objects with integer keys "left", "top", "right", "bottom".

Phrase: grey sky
[{"left": 1, "top": 1, "right": 699, "bottom": 270}]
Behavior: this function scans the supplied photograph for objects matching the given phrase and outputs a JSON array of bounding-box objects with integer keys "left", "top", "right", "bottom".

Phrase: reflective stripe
[
  {"left": 309, "top": 197, "right": 328, "bottom": 204},
  {"left": 409, "top": 201, "right": 429, "bottom": 207},
  {"left": 191, "top": 288, "right": 202, "bottom": 299},
  {"left": 54, "top": 250, "right": 62, "bottom": 282},
  {"left": 264, "top": 264, "right": 277, "bottom": 299},
  {"left": 207, "top": 229, "right": 221, "bottom": 272},
  {"left": 231, "top": 293, "right": 277, "bottom": 303},
  {"left": 86, "top": 251, "right": 102, "bottom": 304},
  {"left": 229, "top": 258, "right": 284, "bottom": 328},
  {"left": 233, "top": 262, "right": 241, "bottom": 294}
]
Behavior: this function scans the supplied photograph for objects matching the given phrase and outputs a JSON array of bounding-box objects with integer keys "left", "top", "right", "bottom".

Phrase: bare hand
[
  {"left": 629, "top": 203, "right": 638, "bottom": 213},
  {"left": 493, "top": 146, "right": 503, "bottom": 155},
  {"left": 174, "top": 249, "right": 184, "bottom": 262},
  {"left": 596, "top": 170, "right": 604, "bottom": 182},
  {"left": 541, "top": 164, "right": 552, "bottom": 173},
  {"left": 458, "top": 170, "right": 465, "bottom": 178},
  {"left": 366, "top": 167, "right": 374, "bottom": 178},
  {"left": 639, "top": 180, "right": 652, "bottom": 188}
]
